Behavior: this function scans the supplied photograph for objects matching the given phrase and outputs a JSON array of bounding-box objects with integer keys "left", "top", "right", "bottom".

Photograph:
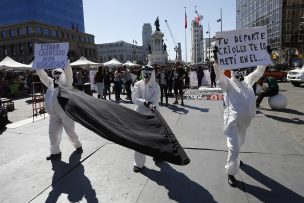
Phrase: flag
[
  {"left": 195, "top": 11, "right": 203, "bottom": 25},
  {"left": 185, "top": 11, "right": 187, "bottom": 29},
  {"left": 57, "top": 88, "right": 190, "bottom": 166},
  {"left": 199, "top": 15, "right": 204, "bottom": 22}
]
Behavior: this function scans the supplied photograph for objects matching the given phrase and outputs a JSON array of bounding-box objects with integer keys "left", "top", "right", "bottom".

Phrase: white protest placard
[
  {"left": 215, "top": 26, "right": 272, "bottom": 70},
  {"left": 32, "top": 43, "right": 69, "bottom": 69}
]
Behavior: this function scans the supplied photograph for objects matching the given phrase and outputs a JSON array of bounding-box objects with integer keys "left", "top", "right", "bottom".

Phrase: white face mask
[
  {"left": 232, "top": 69, "right": 245, "bottom": 82},
  {"left": 52, "top": 69, "right": 66, "bottom": 85}
]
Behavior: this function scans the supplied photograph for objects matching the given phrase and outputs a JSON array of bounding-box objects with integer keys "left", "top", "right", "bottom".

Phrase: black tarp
[{"left": 57, "top": 88, "right": 190, "bottom": 166}]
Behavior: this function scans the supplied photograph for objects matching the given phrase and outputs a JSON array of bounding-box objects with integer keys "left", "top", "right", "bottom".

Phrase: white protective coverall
[
  {"left": 131, "top": 69, "right": 160, "bottom": 168},
  {"left": 214, "top": 63, "right": 266, "bottom": 175},
  {"left": 36, "top": 62, "right": 82, "bottom": 155}
]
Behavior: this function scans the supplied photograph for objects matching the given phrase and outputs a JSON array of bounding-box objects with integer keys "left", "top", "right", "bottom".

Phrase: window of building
[
  {"left": 43, "top": 28, "right": 50, "bottom": 36},
  {"left": 9, "top": 29, "right": 16, "bottom": 37},
  {"left": 1, "top": 31, "right": 7, "bottom": 39},
  {"left": 36, "top": 27, "right": 42, "bottom": 34},
  {"left": 51, "top": 30, "right": 58, "bottom": 37},
  {"left": 18, "top": 28, "right": 26, "bottom": 36},
  {"left": 27, "top": 26, "right": 33, "bottom": 34}
]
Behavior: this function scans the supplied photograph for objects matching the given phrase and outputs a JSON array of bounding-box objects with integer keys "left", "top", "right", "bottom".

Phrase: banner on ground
[
  {"left": 215, "top": 26, "right": 272, "bottom": 70},
  {"left": 32, "top": 43, "right": 69, "bottom": 69}
]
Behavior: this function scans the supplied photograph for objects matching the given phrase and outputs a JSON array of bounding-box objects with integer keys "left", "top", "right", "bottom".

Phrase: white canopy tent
[
  {"left": 103, "top": 58, "right": 123, "bottom": 68},
  {"left": 70, "top": 56, "right": 101, "bottom": 67},
  {"left": 123, "top": 60, "right": 140, "bottom": 67},
  {"left": 0, "top": 56, "right": 32, "bottom": 70}
]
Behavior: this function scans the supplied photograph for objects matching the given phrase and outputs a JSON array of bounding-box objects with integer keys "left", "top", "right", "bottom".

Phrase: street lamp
[
  {"left": 206, "top": 23, "right": 211, "bottom": 67},
  {"left": 216, "top": 8, "right": 223, "bottom": 31}
]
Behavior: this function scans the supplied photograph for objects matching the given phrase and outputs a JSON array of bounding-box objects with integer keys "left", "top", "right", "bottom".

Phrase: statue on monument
[
  {"left": 154, "top": 16, "right": 160, "bottom": 31},
  {"left": 163, "top": 43, "right": 167, "bottom": 53}
]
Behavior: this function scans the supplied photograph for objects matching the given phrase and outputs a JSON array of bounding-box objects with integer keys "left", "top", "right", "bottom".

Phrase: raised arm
[
  {"left": 213, "top": 46, "right": 228, "bottom": 91},
  {"left": 36, "top": 69, "right": 53, "bottom": 88},
  {"left": 63, "top": 60, "right": 73, "bottom": 87},
  {"left": 245, "top": 65, "right": 267, "bottom": 86},
  {"left": 245, "top": 45, "right": 272, "bottom": 86}
]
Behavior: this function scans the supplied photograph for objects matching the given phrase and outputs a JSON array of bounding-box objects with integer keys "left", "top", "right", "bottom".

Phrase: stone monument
[{"left": 147, "top": 17, "right": 168, "bottom": 65}]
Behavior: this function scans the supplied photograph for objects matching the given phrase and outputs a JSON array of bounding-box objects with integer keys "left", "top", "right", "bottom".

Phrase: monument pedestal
[{"left": 148, "top": 31, "right": 168, "bottom": 65}]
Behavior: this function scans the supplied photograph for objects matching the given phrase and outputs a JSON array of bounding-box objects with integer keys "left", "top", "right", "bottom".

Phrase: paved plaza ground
[{"left": 0, "top": 84, "right": 303, "bottom": 203}]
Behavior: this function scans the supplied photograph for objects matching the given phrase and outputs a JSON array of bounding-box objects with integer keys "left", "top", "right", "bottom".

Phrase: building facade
[
  {"left": 0, "top": 0, "right": 85, "bottom": 32},
  {"left": 204, "top": 38, "right": 216, "bottom": 63},
  {"left": 191, "top": 20, "right": 204, "bottom": 64},
  {"left": 97, "top": 41, "right": 146, "bottom": 64},
  {"left": 236, "top": 0, "right": 304, "bottom": 65},
  {"left": 0, "top": 21, "right": 96, "bottom": 63},
  {"left": 0, "top": 0, "right": 96, "bottom": 63}
]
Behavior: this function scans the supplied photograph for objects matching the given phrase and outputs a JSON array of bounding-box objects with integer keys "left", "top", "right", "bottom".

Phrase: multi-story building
[
  {"left": 0, "top": 0, "right": 96, "bottom": 63},
  {"left": 236, "top": 0, "right": 304, "bottom": 65},
  {"left": 97, "top": 41, "right": 146, "bottom": 64},
  {"left": 142, "top": 23, "right": 152, "bottom": 54},
  {"left": 191, "top": 20, "right": 204, "bottom": 64},
  {"left": 0, "top": 0, "right": 85, "bottom": 32},
  {"left": 0, "top": 21, "right": 96, "bottom": 63}
]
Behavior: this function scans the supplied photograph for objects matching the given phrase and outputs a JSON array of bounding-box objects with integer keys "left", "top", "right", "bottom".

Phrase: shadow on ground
[
  {"left": 45, "top": 152, "right": 98, "bottom": 203},
  {"left": 263, "top": 108, "right": 304, "bottom": 116},
  {"left": 264, "top": 114, "right": 304, "bottom": 125},
  {"left": 141, "top": 162, "right": 216, "bottom": 203},
  {"left": 237, "top": 164, "right": 304, "bottom": 203}
]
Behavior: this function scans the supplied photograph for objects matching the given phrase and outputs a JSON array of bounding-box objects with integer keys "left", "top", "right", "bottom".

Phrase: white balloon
[{"left": 268, "top": 93, "right": 288, "bottom": 110}]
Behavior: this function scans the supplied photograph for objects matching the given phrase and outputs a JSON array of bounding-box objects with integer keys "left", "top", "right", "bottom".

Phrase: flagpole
[
  {"left": 220, "top": 8, "right": 223, "bottom": 31},
  {"left": 185, "top": 6, "right": 187, "bottom": 63}
]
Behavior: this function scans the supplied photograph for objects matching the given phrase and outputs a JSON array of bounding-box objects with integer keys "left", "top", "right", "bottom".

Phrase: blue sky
[{"left": 83, "top": 0, "right": 236, "bottom": 61}]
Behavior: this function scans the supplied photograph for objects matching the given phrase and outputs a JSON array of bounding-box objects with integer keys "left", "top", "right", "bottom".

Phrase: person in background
[
  {"left": 114, "top": 67, "right": 123, "bottom": 102},
  {"left": 123, "top": 67, "right": 133, "bottom": 100},
  {"left": 156, "top": 65, "right": 169, "bottom": 105},
  {"left": 196, "top": 65, "right": 204, "bottom": 88},
  {"left": 256, "top": 76, "right": 279, "bottom": 108},
  {"left": 75, "top": 70, "right": 84, "bottom": 91},
  {"left": 103, "top": 66, "right": 112, "bottom": 100},
  {"left": 210, "top": 65, "right": 216, "bottom": 88},
  {"left": 167, "top": 66, "right": 174, "bottom": 96},
  {"left": 132, "top": 65, "right": 160, "bottom": 172},
  {"left": 184, "top": 66, "right": 191, "bottom": 88},
  {"left": 173, "top": 63, "right": 186, "bottom": 106},
  {"left": 94, "top": 66, "right": 104, "bottom": 99}
]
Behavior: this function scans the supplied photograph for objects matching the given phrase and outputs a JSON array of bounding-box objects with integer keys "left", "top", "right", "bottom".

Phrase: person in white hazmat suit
[
  {"left": 131, "top": 65, "right": 161, "bottom": 172},
  {"left": 36, "top": 61, "right": 82, "bottom": 160},
  {"left": 213, "top": 46, "right": 272, "bottom": 187}
]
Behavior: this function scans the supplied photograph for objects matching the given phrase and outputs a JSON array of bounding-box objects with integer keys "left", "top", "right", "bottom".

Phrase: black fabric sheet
[{"left": 57, "top": 88, "right": 190, "bottom": 166}]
